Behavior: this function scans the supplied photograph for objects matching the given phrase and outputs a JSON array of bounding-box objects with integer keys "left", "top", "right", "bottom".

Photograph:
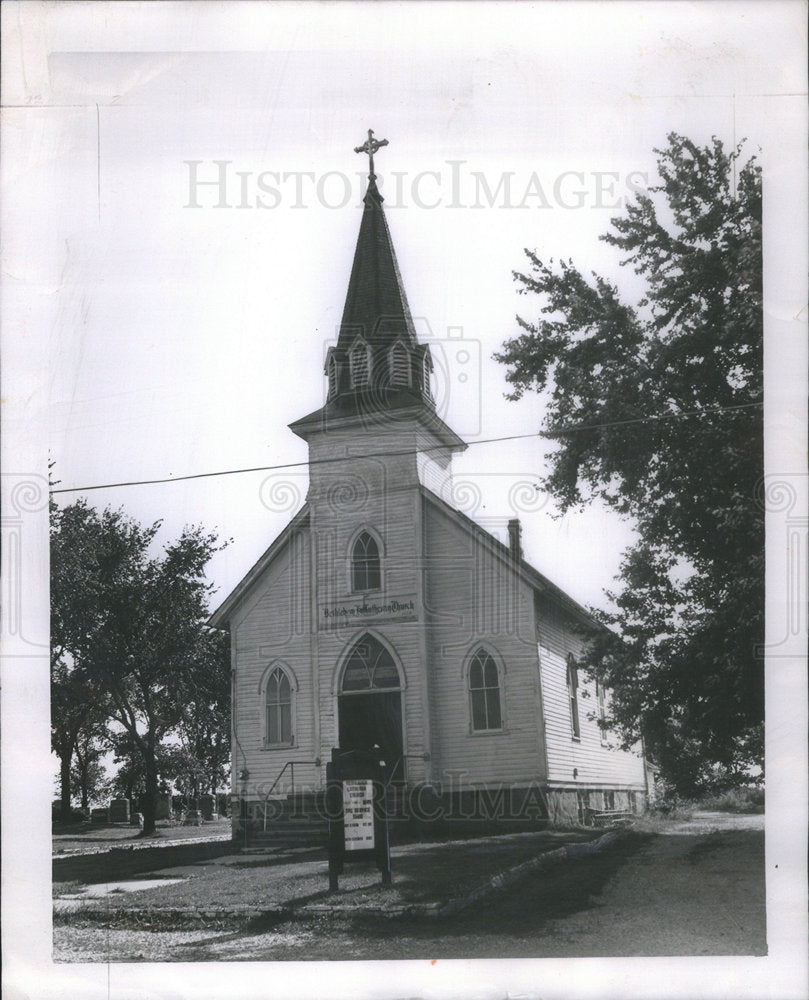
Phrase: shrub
[{"left": 699, "top": 786, "right": 765, "bottom": 813}]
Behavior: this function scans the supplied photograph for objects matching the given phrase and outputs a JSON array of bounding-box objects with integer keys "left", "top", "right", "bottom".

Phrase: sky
[
  {"left": 5, "top": 0, "right": 804, "bottom": 615},
  {"left": 2, "top": 3, "right": 807, "bottom": 999}
]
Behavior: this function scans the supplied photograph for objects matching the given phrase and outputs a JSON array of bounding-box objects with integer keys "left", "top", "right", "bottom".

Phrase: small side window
[
  {"left": 469, "top": 648, "right": 502, "bottom": 732},
  {"left": 567, "top": 655, "right": 580, "bottom": 740},
  {"left": 266, "top": 666, "right": 293, "bottom": 746}
]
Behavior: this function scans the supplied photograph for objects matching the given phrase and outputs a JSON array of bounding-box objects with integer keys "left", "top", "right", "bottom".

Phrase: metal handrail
[{"left": 261, "top": 759, "right": 321, "bottom": 832}]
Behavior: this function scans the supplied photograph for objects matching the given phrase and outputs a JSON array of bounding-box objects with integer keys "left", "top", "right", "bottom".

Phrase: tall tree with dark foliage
[
  {"left": 50, "top": 498, "right": 230, "bottom": 832},
  {"left": 495, "top": 134, "right": 762, "bottom": 794}
]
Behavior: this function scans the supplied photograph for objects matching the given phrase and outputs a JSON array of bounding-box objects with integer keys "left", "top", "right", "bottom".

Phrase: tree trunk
[
  {"left": 141, "top": 756, "right": 159, "bottom": 835},
  {"left": 59, "top": 752, "right": 72, "bottom": 822}
]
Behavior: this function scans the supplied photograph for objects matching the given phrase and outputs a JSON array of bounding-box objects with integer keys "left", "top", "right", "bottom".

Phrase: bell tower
[
  {"left": 288, "top": 133, "right": 466, "bottom": 779},
  {"left": 289, "top": 130, "right": 466, "bottom": 503}
]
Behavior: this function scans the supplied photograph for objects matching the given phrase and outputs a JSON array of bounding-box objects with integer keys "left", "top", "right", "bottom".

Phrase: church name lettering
[{"left": 323, "top": 599, "right": 415, "bottom": 620}]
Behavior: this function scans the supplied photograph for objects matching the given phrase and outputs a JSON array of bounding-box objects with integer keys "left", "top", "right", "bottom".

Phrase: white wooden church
[{"left": 210, "top": 134, "right": 648, "bottom": 836}]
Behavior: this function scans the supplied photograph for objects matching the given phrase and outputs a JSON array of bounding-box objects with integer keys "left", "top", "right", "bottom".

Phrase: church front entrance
[
  {"left": 337, "top": 634, "right": 405, "bottom": 781},
  {"left": 338, "top": 691, "right": 404, "bottom": 779}
]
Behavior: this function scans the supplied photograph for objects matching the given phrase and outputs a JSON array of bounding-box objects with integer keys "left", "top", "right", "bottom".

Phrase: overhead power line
[{"left": 50, "top": 399, "right": 763, "bottom": 495}]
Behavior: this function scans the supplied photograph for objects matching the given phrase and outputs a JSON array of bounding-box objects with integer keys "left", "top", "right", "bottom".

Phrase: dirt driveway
[{"left": 54, "top": 812, "right": 765, "bottom": 961}]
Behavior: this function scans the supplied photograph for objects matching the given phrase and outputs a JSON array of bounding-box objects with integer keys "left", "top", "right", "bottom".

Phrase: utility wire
[{"left": 50, "top": 399, "right": 763, "bottom": 495}]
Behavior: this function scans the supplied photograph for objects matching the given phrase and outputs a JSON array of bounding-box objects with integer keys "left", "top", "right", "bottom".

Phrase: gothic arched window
[
  {"left": 351, "top": 531, "right": 381, "bottom": 592},
  {"left": 265, "top": 665, "right": 293, "bottom": 746},
  {"left": 468, "top": 648, "right": 502, "bottom": 731},
  {"left": 596, "top": 679, "right": 608, "bottom": 745},
  {"left": 389, "top": 343, "right": 410, "bottom": 387},
  {"left": 349, "top": 340, "right": 371, "bottom": 388},
  {"left": 567, "top": 655, "right": 581, "bottom": 740},
  {"left": 341, "top": 634, "right": 400, "bottom": 692}
]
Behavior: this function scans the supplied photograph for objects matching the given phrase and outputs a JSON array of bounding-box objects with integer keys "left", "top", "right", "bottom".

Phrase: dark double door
[{"left": 338, "top": 691, "right": 404, "bottom": 782}]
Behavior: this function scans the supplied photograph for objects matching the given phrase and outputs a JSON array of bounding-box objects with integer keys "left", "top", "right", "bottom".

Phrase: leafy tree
[
  {"left": 51, "top": 660, "right": 108, "bottom": 820},
  {"left": 51, "top": 496, "right": 113, "bottom": 820},
  {"left": 495, "top": 133, "right": 763, "bottom": 795},
  {"left": 175, "top": 627, "right": 231, "bottom": 799},
  {"left": 50, "top": 498, "right": 229, "bottom": 833},
  {"left": 108, "top": 731, "right": 179, "bottom": 804},
  {"left": 71, "top": 731, "right": 112, "bottom": 811}
]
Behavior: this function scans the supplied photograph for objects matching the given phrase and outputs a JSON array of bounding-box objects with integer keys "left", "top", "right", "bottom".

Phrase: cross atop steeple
[{"left": 354, "top": 128, "right": 389, "bottom": 181}]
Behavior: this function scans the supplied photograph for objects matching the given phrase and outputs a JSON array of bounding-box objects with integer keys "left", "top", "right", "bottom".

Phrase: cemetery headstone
[
  {"left": 109, "top": 798, "right": 130, "bottom": 824},
  {"left": 154, "top": 793, "right": 172, "bottom": 821}
]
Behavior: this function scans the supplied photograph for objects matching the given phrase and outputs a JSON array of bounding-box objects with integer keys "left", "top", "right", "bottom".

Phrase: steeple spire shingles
[{"left": 289, "top": 132, "right": 465, "bottom": 453}]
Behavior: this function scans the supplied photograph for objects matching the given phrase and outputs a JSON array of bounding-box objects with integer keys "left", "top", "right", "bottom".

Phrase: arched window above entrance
[
  {"left": 341, "top": 634, "right": 400, "bottom": 692},
  {"left": 351, "top": 531, "right": 381, "bottom": 592}
]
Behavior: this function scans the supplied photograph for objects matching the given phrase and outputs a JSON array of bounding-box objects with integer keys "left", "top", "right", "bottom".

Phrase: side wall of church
[
  {"left": 536, "top": 597, "right": 647, "bottom": 790},
  {"left": 422, "top": 498, "right": 547, "bottom": 790}
]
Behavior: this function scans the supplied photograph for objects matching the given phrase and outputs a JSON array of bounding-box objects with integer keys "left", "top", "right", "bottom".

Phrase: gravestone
[
  {"left": 154, "top": 793, "right": 172, "bottom": 821},
  {"left": 109, "top": 798, "right": 130, "bottom": 824},
  {"left": 130, "top": 812, "right": 144, "bottom": 828},
  {"left": 200, "top": 795, "right": 216, "bottom": 820},
  {"left": 90, "top": 807, "right": 108, "bottom": 825}
]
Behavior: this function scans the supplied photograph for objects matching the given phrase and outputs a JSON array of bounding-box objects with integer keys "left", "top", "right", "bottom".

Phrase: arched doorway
[{"left": 338, "top": 634, "right": 404, "bottom": 781}]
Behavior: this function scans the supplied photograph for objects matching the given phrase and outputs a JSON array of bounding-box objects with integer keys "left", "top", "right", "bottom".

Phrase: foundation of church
[{"left": 231, "top": 781, "right": 646, "bottom": 844}]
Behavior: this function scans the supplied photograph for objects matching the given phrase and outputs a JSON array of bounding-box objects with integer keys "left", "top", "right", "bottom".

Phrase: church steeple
[
  {"left": 326, "top": 131, "right": 433, "bottom": 411},
  {"left": 290, "top": 131, "right": 464, "bottom": 458}
]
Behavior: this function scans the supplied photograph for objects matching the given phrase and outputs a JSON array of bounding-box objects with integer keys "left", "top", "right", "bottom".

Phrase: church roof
[
  {"left": 288, "top": 395, "right": 466, "bottom": 449},
  {"left": 419, "top": 486, "right": 604, "bottom": 632},
  {"left": 208, "top": 505, "right": 310, "bottom": 628},
  {"left": 299, "top": 136, "right": 442, "bottom": 426},
  {"left": 337, "top": 175, "right": 417, "bottom": 350}
]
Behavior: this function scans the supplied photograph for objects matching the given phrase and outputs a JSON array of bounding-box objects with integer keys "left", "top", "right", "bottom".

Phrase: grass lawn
[
  {"left": 52, "top": 817, "right": 232, "bottom": 855},
  {"left": 53, "top": 828, "right": 593, "bottom": 915}
]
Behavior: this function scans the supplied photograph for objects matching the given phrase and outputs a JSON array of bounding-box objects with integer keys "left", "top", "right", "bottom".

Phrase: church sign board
[
  {"left": 326, "top": 748, "right": 391, "bottom": 891},
  {"left": 342, "top": 779, "right": 375, "bottom": 851},
  {"left": 320, "top": 596, "right": 417, "bottom": 629}
]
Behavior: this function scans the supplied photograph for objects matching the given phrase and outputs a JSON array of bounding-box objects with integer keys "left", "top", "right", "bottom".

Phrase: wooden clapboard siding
[
  {"left": 222, "top": 414, "right": 648, "bottom": 807},
  {"left": 307, "top": 422, "right": 434, "bottom": 783},
  {"left": 231, "top": 528, "right": 320, "bottom": 795},
  {"left": 537, "top": 596, "right": 646, "bottom": 787},
  {"left": 423, "top": 496, "right": 546, "bottom": 787}
]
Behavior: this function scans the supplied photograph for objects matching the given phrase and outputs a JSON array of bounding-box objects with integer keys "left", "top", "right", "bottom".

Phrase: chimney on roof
[{"left": 507, "top": 518, "right": 522, "bottom": 560}]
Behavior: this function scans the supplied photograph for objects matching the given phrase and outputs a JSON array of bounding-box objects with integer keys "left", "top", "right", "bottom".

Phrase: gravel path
[{"left": 54, "top": 815, "right": 765, "bottom": 961}]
